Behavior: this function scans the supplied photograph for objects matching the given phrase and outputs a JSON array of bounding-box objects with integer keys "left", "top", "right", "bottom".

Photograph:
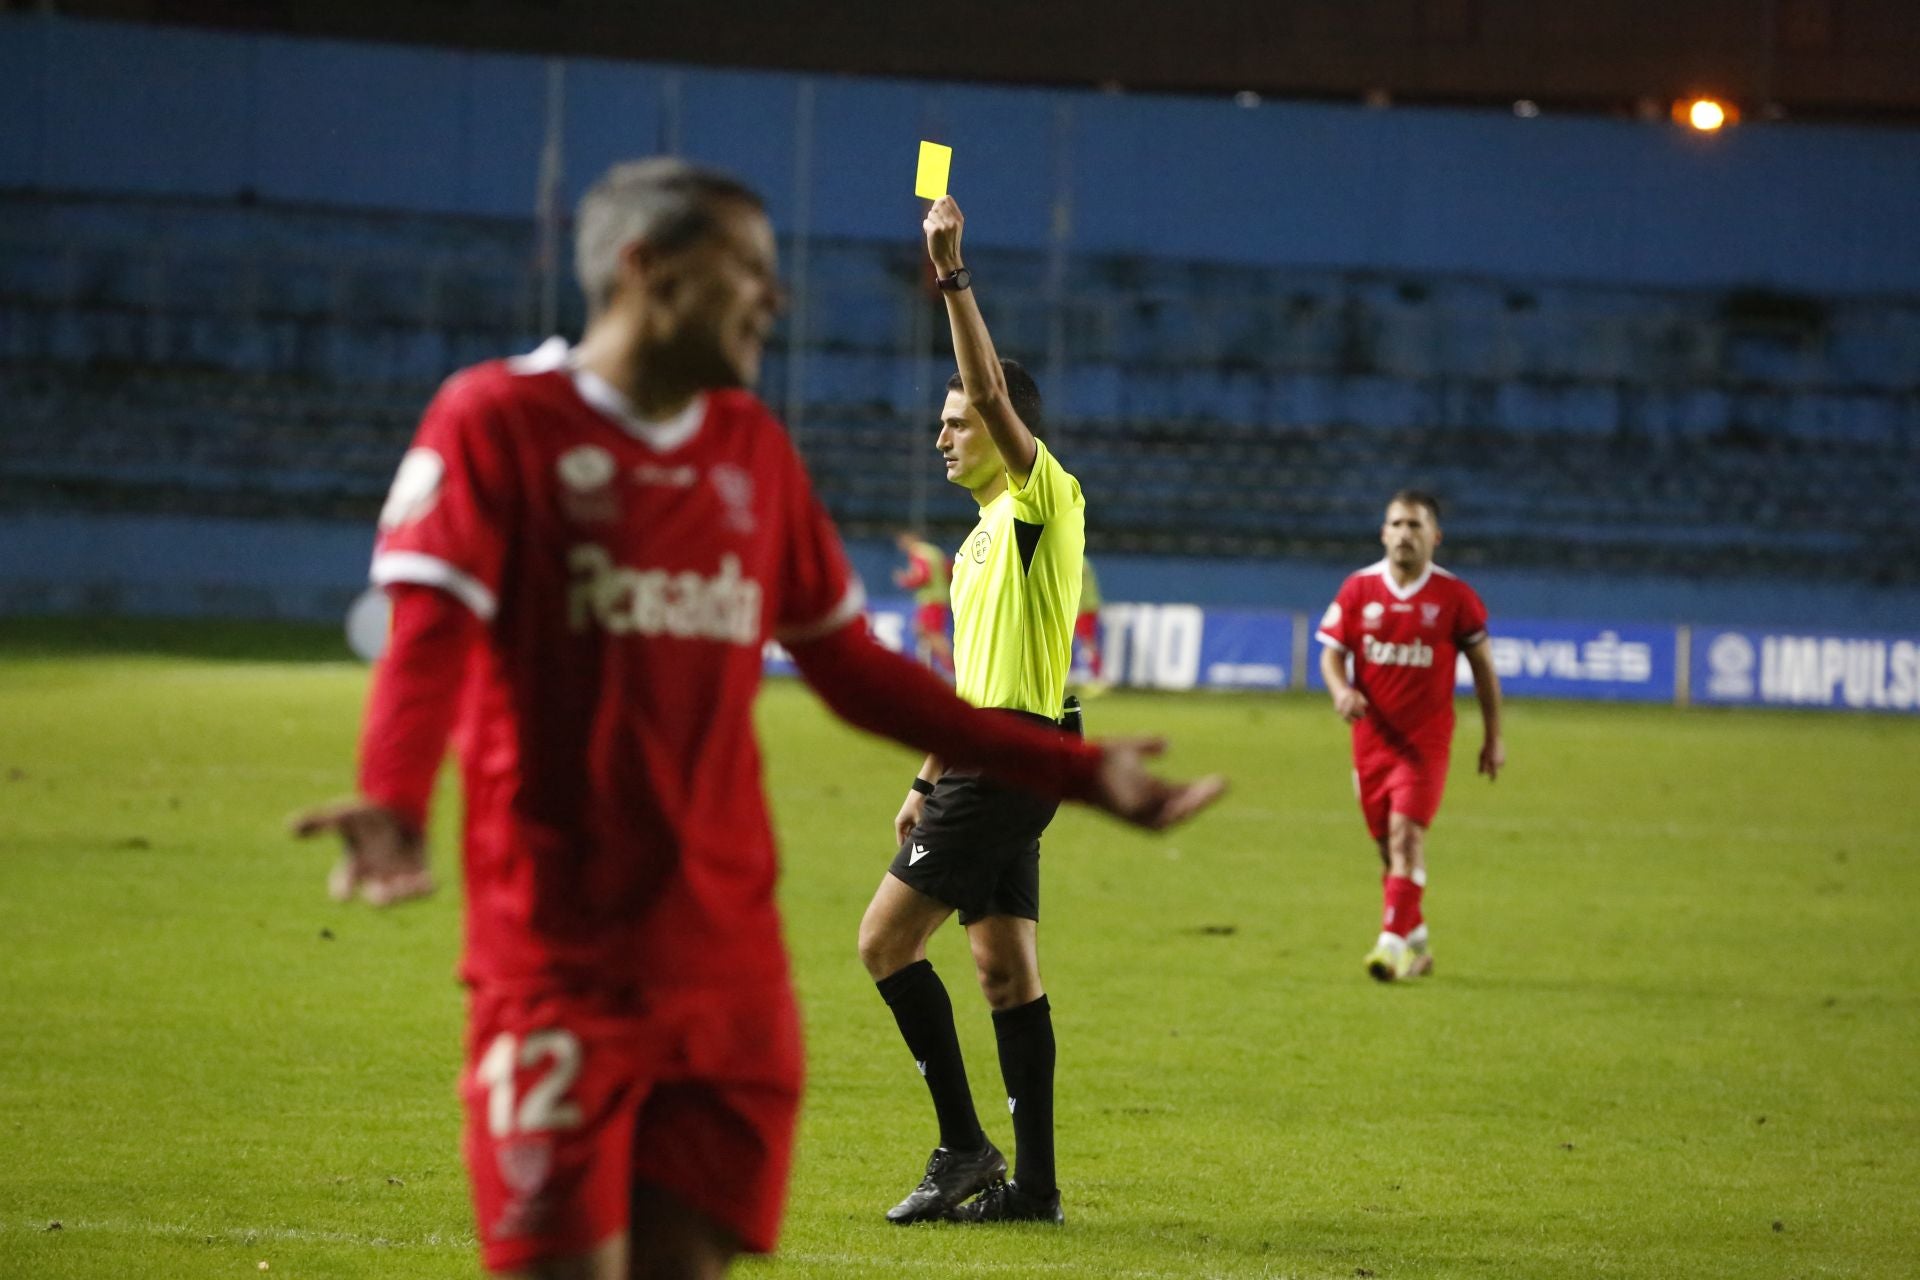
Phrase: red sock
[
  {"left": 1405, "top": 880, "right": 1425, "bottom": 934},
  {"left": 1381, "top": 875, "right": 1420, "bottom": 937}
]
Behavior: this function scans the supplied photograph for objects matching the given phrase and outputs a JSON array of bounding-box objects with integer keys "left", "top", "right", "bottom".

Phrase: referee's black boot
[
  {"left": 948, "top": 1180, "right": 1065, "bottom": 1225},
  {"left": 885, "top": 1141, "right": 1007, "bottom": 1224}
]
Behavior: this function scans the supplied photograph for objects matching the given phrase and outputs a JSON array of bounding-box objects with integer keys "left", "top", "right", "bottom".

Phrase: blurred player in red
[
  {"left": 892, "top": 529, "right": 954, "bottom": 676},
  {"left": 1072, "top": 553, "right": 1104, "bottom": 687},
  {"left": 292, "top": 158, "right": 1224, "bottom": 1280},
  {"left": 1316, "top": 490, "right": 1503, "bottom": 982}
]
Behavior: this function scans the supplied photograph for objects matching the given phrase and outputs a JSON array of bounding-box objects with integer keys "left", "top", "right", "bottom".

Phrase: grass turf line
[{"left": 0, "top": 620, "right": 1915, "bottom": 1278}]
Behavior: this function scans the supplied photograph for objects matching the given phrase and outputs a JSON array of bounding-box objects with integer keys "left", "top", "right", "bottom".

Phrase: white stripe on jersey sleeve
[
  {"left": 371, "top": 551, "right": 498, "bottom": 621},
  {"left": 1314, "top": 630, "right": 1350, "bottom": 653},
  {"left": 774, "top": 578, "right": 869, "bottom": 646},
  {"left": 506, "top": 336, "right": 569, "bottom": 374}
]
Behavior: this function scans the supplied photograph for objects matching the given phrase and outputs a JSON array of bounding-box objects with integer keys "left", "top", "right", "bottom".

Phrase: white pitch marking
[
  {"left": 17, "top": 1220, "right": 1311, "bottom": 1277},
  {"left": 7, "top": 1218, "right": 472, "bottom": 1250}
]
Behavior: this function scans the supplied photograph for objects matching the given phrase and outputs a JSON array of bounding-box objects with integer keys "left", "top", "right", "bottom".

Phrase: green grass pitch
[{"left": 2, "top": 617, "right": 1916, "bottom": 1278}]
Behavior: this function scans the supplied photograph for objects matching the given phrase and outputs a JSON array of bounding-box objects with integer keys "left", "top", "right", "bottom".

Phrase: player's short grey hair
[{"left": 573, "top": 158, "right": 765, "bottom": 316}]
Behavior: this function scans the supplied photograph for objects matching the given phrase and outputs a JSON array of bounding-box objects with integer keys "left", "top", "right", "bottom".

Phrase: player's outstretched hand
[
  {"left": 1334, "top": 689, "right": 1370, "bottom": 723},
  {"left": 1087, "top": 738, "right": 1227, "bottom": 831},
  {"left": 1478, "top": 737, "right": 1505, "bottom": 782},
  {"left": 894, "top": 790, "right": 928, "bottom": 848},
  {"left": 290, "top": 797, "right": 434, "bottom": 907},
  {"left": 923, "top": 196, "right": 965, "bottom": 275}
]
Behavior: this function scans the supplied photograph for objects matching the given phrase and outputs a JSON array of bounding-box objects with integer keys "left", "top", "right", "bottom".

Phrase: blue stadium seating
[{"left": 3, "top": 190, "right": 1915, "bottom": 582}]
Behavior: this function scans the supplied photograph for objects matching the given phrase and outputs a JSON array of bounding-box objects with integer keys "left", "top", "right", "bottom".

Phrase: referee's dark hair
[
  {"left": 948, "top": 359, "right": 1044, "bottom": 437},
  {"left": 1388, "top": 488, "right": 1442, "bottom": 523}
]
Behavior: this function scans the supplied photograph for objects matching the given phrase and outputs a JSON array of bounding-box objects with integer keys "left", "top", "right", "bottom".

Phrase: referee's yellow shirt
[{"left": 950, "top": 438, "right": 1085, "bottom": 718}]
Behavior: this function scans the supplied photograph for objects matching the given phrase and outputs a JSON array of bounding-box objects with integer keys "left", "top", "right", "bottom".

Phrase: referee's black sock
[
  {"left": 993, "top": 993, "right": 1057, "bottom": 1198},
  {"left": 876, "top": 959, "right": 986, "bottom": 1151}
]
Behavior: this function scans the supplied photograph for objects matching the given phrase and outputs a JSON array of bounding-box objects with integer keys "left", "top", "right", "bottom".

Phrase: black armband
[{"left": 910, "top": 777, "right": 935, "bottom": 797}]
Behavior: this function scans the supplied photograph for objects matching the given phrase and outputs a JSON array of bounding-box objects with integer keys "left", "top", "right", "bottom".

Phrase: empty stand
[{"left": 3, "top": 192, "right": 1915, "bottom": 583}]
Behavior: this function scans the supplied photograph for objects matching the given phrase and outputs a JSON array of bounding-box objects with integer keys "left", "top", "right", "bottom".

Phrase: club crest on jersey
[
  {"left": 557, "top": 445, "right": 616, "bottom": 492},
  {"left": 711, "top": 464, "right": 756, "bottom": 533},
  {"left": 970, "top": 531, "right": 992, "bottom": 564},
  {"left": 1421, "top": 602, "right": 1442, "bottom": 627},
  {"left": 556, "top": 445, "right": 620, "bottom": 524},
  {"left": 1321, "top": 602, "right": 1342, "bottom": 630},
  {"left": 378, "top": 447, "right": 445, "bottom": 530},
  {"left": 1362, "top": 601, "right": 1386, "bottom": 627}
]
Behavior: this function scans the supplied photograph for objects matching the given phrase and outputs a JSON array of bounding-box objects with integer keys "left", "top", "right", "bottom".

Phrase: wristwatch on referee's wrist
[{"left": 936, "top": 266, "right": 971, "bottom": 292}]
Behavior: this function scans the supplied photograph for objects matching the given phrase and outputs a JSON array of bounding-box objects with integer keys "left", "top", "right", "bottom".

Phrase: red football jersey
[
  {"left": 1316, "top": 560, "right": 1489, "bottom": 755},
  {"left": 370, "top": 339, "right": 864, "bottom": 992}
]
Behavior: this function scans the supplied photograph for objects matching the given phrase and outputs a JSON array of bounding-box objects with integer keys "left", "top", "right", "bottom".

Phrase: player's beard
[{"left": 660, "top": 325, "right": 754, "bottom": 392}]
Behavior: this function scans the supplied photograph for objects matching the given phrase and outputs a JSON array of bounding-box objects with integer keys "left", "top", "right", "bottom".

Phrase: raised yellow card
[{"left": 915, "top": 141, "right": 952, "bottom": 200}]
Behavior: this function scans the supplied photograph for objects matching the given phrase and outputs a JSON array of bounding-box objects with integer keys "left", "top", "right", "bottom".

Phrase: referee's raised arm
[{"left": 923, "top": 196, "right": 1037, "bottom": 485}]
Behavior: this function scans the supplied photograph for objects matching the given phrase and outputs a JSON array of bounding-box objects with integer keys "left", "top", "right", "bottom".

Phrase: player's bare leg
[
  {"left": 860, "top": 875, "right": 1004, "bottom": 1223},
  {"left": 1367, "top": 814, "right": 1431, "bottom": 981},
  {"left": 859, "top": 873, "right": 955, "bottom": 978},
  {"left": 966, "top": 915, "right": 1042, "bottom": 1010},
  {"left": 497, "top": 1235, "right": 625, "bottom": 1280},
  {"left": 951, "top": 915, "right": 1062, "bottom": 1224},
  {"left": 495, "top": 1190, "right": 734, "bottom": 1280},
  {"left": 627, "top": 1182, "right": 738, "bottom": 1280}
]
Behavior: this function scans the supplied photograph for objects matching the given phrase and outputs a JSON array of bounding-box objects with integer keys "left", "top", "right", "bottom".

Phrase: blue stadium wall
[
  {"left": 2, "top": 14, "right": 1917, "bottom": 635},
  {"left": 4, "top": 513, "right": 1914, "bottom": 635},
  {"left": 4, "top": 14, "right": 1919, "bottom": 291}
]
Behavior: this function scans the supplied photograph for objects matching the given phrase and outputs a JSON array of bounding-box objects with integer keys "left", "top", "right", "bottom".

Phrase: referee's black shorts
[{"left": 888, "top": 711, "right": 1067, "bottom": 925}]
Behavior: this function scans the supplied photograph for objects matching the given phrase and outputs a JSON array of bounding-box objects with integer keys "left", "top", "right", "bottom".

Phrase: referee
[{"left": 858, "top": 194, "right": 1084, "bottom": 1226}]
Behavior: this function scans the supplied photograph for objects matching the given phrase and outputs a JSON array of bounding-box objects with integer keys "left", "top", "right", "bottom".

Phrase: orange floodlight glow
[{"left": 1674, "top": 97, "right": 1737, "bottom": 131}]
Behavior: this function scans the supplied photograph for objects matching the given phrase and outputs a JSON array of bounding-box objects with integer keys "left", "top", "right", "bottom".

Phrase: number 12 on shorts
[{"left": 476, "top": 1030, "right": 585, "bottom": 1137}]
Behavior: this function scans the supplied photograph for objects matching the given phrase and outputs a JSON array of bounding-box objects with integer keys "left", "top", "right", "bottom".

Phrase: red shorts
[
  {"left": 1073, "top": 612, "right": 1099, "bottom": 645},
  {"left": 460, "top": 981, "right": 803, "bottom": 1273},
  {"left": 914, "top": 602, "right": 951, "bottom": 636},
  {"left": 1354, "top": 744, "right": 1449, "bottom": 840}
]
